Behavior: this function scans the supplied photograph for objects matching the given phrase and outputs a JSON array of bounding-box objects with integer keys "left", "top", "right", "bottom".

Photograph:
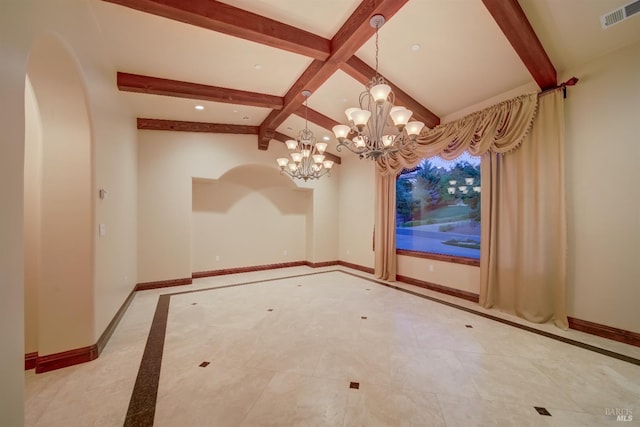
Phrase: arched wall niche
[
  {"left": 25, "top": 33, "right": 94, "bottom": 360},
  {"left": 191, "top": 163, "right": 312, "bottom": 273}
]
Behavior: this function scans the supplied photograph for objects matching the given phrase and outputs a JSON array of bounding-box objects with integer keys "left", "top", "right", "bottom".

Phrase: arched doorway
[{"left": 24, "top": 34, "right": 94, "bottom": 370}]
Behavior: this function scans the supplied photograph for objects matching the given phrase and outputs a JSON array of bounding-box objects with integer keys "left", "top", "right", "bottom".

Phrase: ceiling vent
[{"left": 600, "top": 0, "right": 640, "bottom": 29}]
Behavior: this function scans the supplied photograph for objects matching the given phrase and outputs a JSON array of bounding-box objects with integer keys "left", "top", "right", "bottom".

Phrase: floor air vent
[{"left": 601, "top": 0, "right": 640, "bottom": 29}]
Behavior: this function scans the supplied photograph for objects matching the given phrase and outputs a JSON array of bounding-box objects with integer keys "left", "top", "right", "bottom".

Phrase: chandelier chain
[
  {"left": 305, "top": 96, "right": 309, "bottom": 130},
  {"left": 375, "top": 25, "right": 379, "bottom": 77}
]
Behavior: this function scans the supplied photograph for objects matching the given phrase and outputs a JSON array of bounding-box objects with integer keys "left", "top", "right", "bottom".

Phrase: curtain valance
[{"left": 376, "top": 92, "right": 538, "bottom": 175}]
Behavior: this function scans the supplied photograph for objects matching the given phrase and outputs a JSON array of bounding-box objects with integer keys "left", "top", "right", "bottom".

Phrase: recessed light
[
  {"left": 194, "top": 105, "right": 205, "bottom": 110},
  {"left": 232, "top": 109, "right": 238, "bottom": 113},
  {"left": 410, "top": 43, "right": 421, "bottom": 52},
  {"left": 323, "top": 135, "right": 330, "bottom": 141},
  {"left": 254, "top": 64, "right": 262, "bottom": 70}
]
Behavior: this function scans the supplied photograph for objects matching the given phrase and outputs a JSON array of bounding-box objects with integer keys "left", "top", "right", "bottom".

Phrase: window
[{"left": 396, "top": 152, "right": 481, "bottom": 260}]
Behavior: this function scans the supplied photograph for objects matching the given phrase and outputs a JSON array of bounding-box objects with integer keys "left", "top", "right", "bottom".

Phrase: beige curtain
[
  {"left": 479, "top": 91, "right": 567, "bottom": 328},
  {"left": 374, "top": 92, "right": 538, "bottom": 282},
  {"left": 374, "top": 171, "right": 396, "bottom": 280},
  {"left": 373, "top": 90, "right": 568, "bottom": 328},
  {"left": 377, "top": 92, "right": 538, "bottom": 176}
]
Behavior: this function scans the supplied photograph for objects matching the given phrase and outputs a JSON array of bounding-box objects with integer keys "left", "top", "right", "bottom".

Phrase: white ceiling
[
  {"left": 216, "top": 0, "right": 362, "bottom": 39},
  {"left": 355, "top": 0, "right": 532, "bottom": 116},
  {"left": 521, "top": 0, "right": 640, "bottom": 73},
  {"left": 90, "top": 0, "right": 640, "bottom": 154}
]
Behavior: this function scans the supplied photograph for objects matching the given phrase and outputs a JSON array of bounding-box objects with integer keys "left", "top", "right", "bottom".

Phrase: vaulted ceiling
[{"left": 91, "top": 0, "right": 640, "bottom": 160}]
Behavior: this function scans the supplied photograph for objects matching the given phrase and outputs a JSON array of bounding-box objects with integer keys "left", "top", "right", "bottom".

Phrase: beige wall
[
  {"left": 1, "top": 4, "right": 137, "bottom": 420},
  {"left": 333, "top": 128, "right": 480, "bottom": 290},
  {"left": 561, "top": 41, "right": 640, "bottom": 332},
  {"left": 138, "top": 131, "right": 339, "bottom": 282},
  {"left": 24, "top": 77, "right": 43, "bottom": 355},
  {"left": 25, "top": 0, "right": 137, "bottom": 346},
  {"left": 191, "top": 169, "right": 309, "bottom": 272},
  {"left": 338, "top": 154, "right": 375, "bottom": 268},
  {"left": 397, "top": 257, "right": 480, "bottom": 294},
  {"left": 310, "top": 166, "right": 340, "bottom": 263},
  {"left": 1, "top": 1, "right": 29, "bottom": 421},
  {"left": 28, "top": 34, "right": 94, "bottom": 356}
]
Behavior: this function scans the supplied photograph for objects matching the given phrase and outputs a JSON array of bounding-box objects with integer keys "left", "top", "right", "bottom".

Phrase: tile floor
[{"left": 25, "top": 266, "right": 640, "bottom": 426}]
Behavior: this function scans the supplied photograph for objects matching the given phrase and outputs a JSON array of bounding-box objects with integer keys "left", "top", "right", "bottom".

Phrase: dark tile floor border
[
  {"left": 123, "top": 295, "right": 170, "bottom": 427},
  {"left": 123, "top": 269, "right": 640, "bottom": 426},
  {"left": 122, "top": 271, "right": 332, "bottom": 426}
]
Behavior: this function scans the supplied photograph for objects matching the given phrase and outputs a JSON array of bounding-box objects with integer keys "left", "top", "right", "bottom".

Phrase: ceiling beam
[
  {"left": 258, "top": 0, "right": 410, "bottom": 150},
  {"left": 102, "top": 0, "right": 331, "bottom": 60},
  {"left": 340, "top": 56, "right": 440, "bottom": 128},
  {"left": 118, "top": 72, "right": 283, "bottom": 109},
  {"left": 136, "top": 118, "right": 342, "bottom": 164},
  {"left": 258, "top": 59, "right": 333, "bottom": 150},
  {"left": 273, "top": 132, "right": 342, "bottom": 165},
  {"left": 329, "top": 0, "right": 409, "bottom": 64},
  {"left": 137, "top": 118, "right": 259, "bottom": 134},
  {"left": 109, "top": 0, "right": 437, "bottom": 154},
  {"left": 482, "top": 0, "right": 556, "bottom": 90},
  {"left": 294, "top": 106, "right": 341, "bottom": 132}
]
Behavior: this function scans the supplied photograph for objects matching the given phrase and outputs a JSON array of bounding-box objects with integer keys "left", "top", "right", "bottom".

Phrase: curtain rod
[{"left": 539, "top": 77, "right": 579, "bottom": 98}]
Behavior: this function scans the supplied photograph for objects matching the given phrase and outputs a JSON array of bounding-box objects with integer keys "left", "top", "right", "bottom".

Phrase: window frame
[
  {"left": 395, "top": 155, "right": 481, "bottom": 267},
  {"left": 396, "top": 248, "right": 480, "bottom": 267}
]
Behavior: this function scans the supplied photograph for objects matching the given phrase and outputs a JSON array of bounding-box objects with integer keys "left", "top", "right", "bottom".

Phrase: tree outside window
[{"left": 396, "top": 152, "right": 481, "bottom": 259}]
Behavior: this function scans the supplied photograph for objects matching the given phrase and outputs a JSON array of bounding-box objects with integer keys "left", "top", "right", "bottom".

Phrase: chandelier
[
  {"left": 332, "top": 15, "right": 425, "bottom": 160},
  {"left": 447, "top": 178, "right": 481, "bottom": 196},
  {"left": 276, "top": 90, "right": 334, "bottom": 181}
]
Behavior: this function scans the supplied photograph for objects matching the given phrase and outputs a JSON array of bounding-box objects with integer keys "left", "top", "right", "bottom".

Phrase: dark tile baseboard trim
[
  {"left": 27, "top": 264, "right": 639, "bottom": 377},
  {"left": 395, "top": 275, "right": 639, "bottom": 348},
  {"left": 192, "top": 261, "right": 307, "bottom": 278},
  {"left": 568, "top": 316, "right": 640, "bottom": 347},
  {"left": 396, "top": 274, "right": 480, "bottom": 303},
  {"left": 28, "top": 285, "right": 137, "bottom": 373},
  {"left": 35, "top": 345, "right": 98, "bottom": 374},
  {"left": 337, "top": 260, "right": 374, "bottom": 274},
  {"left": 97, "top": 288, "right": 137, "bottom": 354},
  {"left": 305, "top": 260, "right": 339, "bottom": 268},
  {"left": 25, "top": 262, "right": 370, "bottom": 373},
  {"left": 24, "top": 352, "right": 37, "bottom": 370},
  {"left": 136, "top": 277, "right": 192, "bottom": 291},
  {"left": 193, "top": 260, "right": 371, "bottom": 278},
  {"left": 340, "top": 270, "right": 640, "bottom": 364}
]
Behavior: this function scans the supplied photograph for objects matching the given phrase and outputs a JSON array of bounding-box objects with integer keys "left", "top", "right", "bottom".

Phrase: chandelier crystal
[
  {"left": 333, "top": 15, "right": 425, "bottom": 160},
  {"left": 276, "top": 90, "right": 334, "bottom": 181}
]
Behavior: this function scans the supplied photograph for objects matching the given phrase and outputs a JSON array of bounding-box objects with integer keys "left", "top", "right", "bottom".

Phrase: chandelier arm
[
  {"left": 336, "top": 140, "right": 367, "bottom": 156},
  {"left": 279, "top": 166, "right": 330, "bottom": 181},
  {"left": 333, "top": 15, "right": 412, "bottom": 162},
  {"left": 275, "top": 89, "right": 331, "bottom": 181}
]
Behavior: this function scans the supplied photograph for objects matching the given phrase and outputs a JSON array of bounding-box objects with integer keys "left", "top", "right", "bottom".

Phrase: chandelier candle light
[
  {"left": 333, "top": 15, "right": 425, "bottom": 160},
  {"left": 276, "top": 90, "right": 334, "bottom": 181}
]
